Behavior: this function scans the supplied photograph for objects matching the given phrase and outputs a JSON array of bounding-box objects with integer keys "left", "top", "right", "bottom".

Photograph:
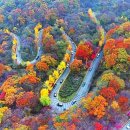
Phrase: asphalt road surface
[
  {"left": 122, "top": 120, "right": 130, "bottom": 130},
  {"left": 10, "top": 29, "right": 43, "bottom": 65},
  {"left": 50, "top": 31, "right": 103, "bottom": 113}
]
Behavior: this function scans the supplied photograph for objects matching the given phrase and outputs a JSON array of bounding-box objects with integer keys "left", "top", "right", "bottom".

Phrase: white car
[
  {"left": 96, "top": 53, "right": 100, "bottom": 58},
  {"left": 66, "top": 63, "right": 69, "bottom": 68},
  {"left": 60, "top": 79, "right": 63, "bottom": 83},
  {"left": 57, "top": 102, "right": 63, "bottom": 107},
  {"left": 89, "top": 67, "right": 93, "bottom": 71},
  {"left": 54, "top": 93, "right": 57, "bottom": 97},
  {"left": 126, "top": 123, "right": 130, "bottom": 129}
]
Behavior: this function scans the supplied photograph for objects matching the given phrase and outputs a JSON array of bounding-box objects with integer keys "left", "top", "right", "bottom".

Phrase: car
[
  {"left": 89, "top": 67, "right": 93, "bottom": 71},
  {"left": 54, "top": 83, "right": 57, "bottom": 87},
  {"left": 60, "top": 79, "right": 63, "bottom": 83},
  {"left": 126, "top": 123, "right": 130, "bottom": 129},
  {"left": 82, "top": 82, "right": 86, "bottom": 87},
  {"left": 71, "top": 51, "right": 74, "bottom": 55},
  {"left": 66, "top": 63, "right": 69, "bottom": 68},
  {"left": 71, "top": 100, "right": 77, "bottom": 105},
  {"left": 96, "top": 53, "right": 100, "bottom": 58},
  {"left": 35, "top": 56, "right": 39, "bottom": 60},
  {"left": 57, "top": 102, "right": 63, "bottom": 107},
  {"left": 54, "top": 93, "right": 57, "bottom": 97},
  {"left": 74, "top": 49, "right": 76, "bottom": 52}
]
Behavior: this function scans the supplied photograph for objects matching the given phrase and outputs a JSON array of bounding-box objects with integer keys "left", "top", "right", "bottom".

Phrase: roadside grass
[{"left": 58, "top": 70, "right": 86, "bottom": 102}]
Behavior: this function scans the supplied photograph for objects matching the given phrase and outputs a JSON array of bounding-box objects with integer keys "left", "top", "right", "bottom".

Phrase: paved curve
[
  {"left": 122, "top": 119, "right": 130, "bottom": 130},
  {"left": 50, "top": 30, "right": 104, "bottom": 113},
  {"left": 9, "top": 29, "right": 44, "bottom": 65},
  {"left": 3, "top": 26, "right": 104, "bottom": 114}
]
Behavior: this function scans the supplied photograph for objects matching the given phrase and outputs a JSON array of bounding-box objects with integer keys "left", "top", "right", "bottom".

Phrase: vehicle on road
[
  {"left": 71, "top": 51, "right": 74, "bottom": 55},
  {"left": 60, "top": 79, "right": 63, "bottom": 83},
  {"left": 54, "top": 93, "right": 57, "bottom": 97},
  {"left": 126, "top": 123, "right": 130, "bottom": 129},
  {"left": 89, "top": 67, "right": 93, "bottom": 71},
  {"left": 82, "top": 82, "right": 86, "bottom": 87},
  {"left": 71, "top": 100, "right": 77, "bottom": 105},
  {"left": 57, "top": 102, "right": 63, "bottom": 107},
  {"left": 96, "top": 53, "right": 100, "bottom": 58},
  {"left": 54, "top": 83, "right": 57, "bottom": 87},
  {"left": 35, "top": 56, "right": 39, "bottom": 60},
  {"left": 66, "top": 63, "right": 69, "bottom": 68}
]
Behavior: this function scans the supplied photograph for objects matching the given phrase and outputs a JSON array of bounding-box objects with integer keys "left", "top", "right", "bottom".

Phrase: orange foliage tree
[
  {"left": 0, "top": 75, "right": 23, "bottom": 106},
  {"left": 36, "top": 61, "right": 49, "bottom": 71},
  {"left": 0, "top": 63, "right": 6, "bottom": 77},
  {"left": 70, "top": 59, "right": 83, "bottom": 72},
  {"left": 19, "top": 74, "right": 40, "bottom": 85},
  {"left": 42, "top": 26, "right": 56, "bottom": 52},
  {"left": 87, "top": 95, "right": 108, "bottom": 119},
  {"left": 104, "top": 22, "right": 130, "bottom": 72},
  {"left": 40, "top": 55, "right": 57, "bottom": 67}
]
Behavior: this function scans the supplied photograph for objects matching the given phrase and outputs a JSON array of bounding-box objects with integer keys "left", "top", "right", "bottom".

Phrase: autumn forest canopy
[{"left": 0, "top": 0, "right": 130, "bottom": 130}]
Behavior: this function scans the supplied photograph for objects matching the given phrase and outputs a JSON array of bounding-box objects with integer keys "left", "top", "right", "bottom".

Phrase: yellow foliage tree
[
  {"left": 40, "top": 89, "right": 49, "bottom": 97},
  {"left": 53, "top": 70, "right": 59, "bottom": 80},
  {"left": 58, "top": 61, "right": 66, "bottom": 71},
  {"left": 49, "top": 75, "right": 55, "bottom": 84}
]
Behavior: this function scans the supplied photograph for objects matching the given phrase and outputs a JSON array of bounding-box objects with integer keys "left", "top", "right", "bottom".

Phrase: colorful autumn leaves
[
  {"left": 104, "top": 38, "right": 130, "bottom": 72},
  {"left": 104, "top": 22, "right": 130, "bottom": 73},
  {"left": 0, "top": 75, "right": 38, "bottom": 108},
  {"left": 87, "top": 95, "right": 108, "bottom": 119},
  {"left": 39, "top": 28, "right": 72, "bottom": 106}
]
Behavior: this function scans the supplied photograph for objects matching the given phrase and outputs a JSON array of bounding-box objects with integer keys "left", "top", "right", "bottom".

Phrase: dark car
[
  {"left": 54, "top": 83, "right": 57, "bottom": 87},
  {"left": 71, "top": 100, "right": 77, "bottom": 105},
  {"left": 82, "top": 82, "right": 86, "bottom": 87},
  {"left": 35, "top": 56, "right": 39, "bottom": 60},
  {"left": 60, "top": 79, "right": 63, "bottom": 83},
  {"left": 57, "top": 102, "right": 63, "bottom": 107}
]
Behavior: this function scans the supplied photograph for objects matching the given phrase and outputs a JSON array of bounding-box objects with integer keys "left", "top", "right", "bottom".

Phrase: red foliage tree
[
  {"left": 118, "top": 96, "right": 129, "bottom": 111},
  {"left": 16, "top": 91, "right": 38, "bottom": 108},
  {"left": 76, "top": 41, "right": 93, "bottom": 61},
  {"left": 94, "top": 122, "right": 103, "bottom": 130},
  {"left": 108, "top": 79, "right": 120, "bottom": 92},
  {"left": 99, "top": 87, "right": 116, "bottom": 101}
]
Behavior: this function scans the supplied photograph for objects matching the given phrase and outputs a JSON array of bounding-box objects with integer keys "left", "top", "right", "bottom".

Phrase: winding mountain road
[
  {"left": 3, "top": 26, "right": 104, "bottom": 114},
  {"left": 9, "top": 29, "right": 44, "bottom": 65},
  {"left": 50, "top": 33, "right": 103, "bottom": 113}
]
